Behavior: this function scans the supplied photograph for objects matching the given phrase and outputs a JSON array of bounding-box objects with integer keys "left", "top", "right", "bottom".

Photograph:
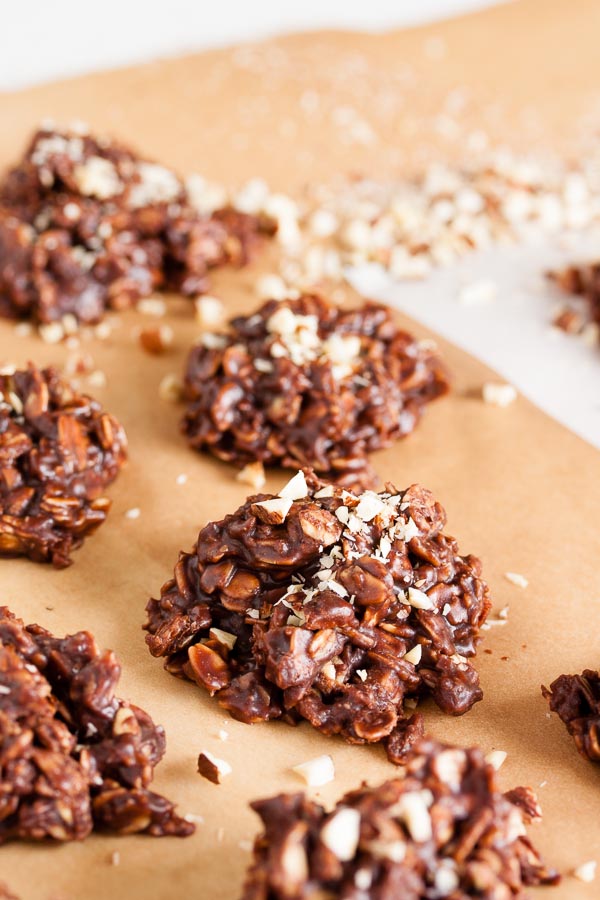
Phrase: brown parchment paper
[{"left": 1, "top": 1, "right": 600, "bottom": 897}]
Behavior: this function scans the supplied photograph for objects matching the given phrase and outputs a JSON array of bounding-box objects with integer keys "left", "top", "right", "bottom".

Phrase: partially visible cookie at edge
[
  {"left": 0, "top": 607, "right": 193, "bottom": 843},
  {"left": 0, "top": 363, "right": 127, "bottom": 567},
  {"left": 240, "top": 737, "right": 560, "bottom": 899}
]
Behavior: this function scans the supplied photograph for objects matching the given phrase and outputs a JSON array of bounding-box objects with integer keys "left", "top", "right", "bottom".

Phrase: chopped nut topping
[
  {"left": 251, "top": 497, "right": 293, "bottom": 524},
  {"left": 320, "top": 808, "right": 361, "bottom": 861},
  {"left": 279, "top": 470, "right": 309, "bottom": 501}
]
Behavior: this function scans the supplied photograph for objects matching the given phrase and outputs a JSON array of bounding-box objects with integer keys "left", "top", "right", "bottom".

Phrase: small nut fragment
[
  {"left": 251, "top": 497, "right": 293, "bottom": 525},
  {"left": 406, "top": 587, "right": 435, "bottom": 610},
  {"left": 393, "top": 791, "right": 432, "bottom": 842},
  {"left": 138, "top": 297, "right": 167, "bottom": 317},
  {"left": 403, "top": 645, "right": 422, "bottom": 665},
  {"left": 159, "top": 373, "right": 183, "bottom": 402},
  {"left": 209, "top": 628, "right": 237, "bottom": 650},
  {"left": 256, "top": 273, "right": 289, "bottom": 301},
  {"left": 573, "top": 861, "right": 596, "bottom": 883},
  {"left": 125, "top": 508, "right": 141, "bottom": 520},
  {"left": 320, "top": 808, "right": 361, "bottom": 861},
  {"left": 504, "top": 572, "right": 528, "bottom": 588},
  {"left": 279, "top": 470, "right": 308, "bottom": 501},
  {"left": 485, "top": 749, "right": 507, "bottom": 771},
  {"left": 197, "top": 750, "right": 232, "bottom": 784},
  {"left": 237, "top": 461, "right": 266, "bottom": 491},
  {"left": 139, "top": 324, "right": 174, "bottom": 354},
  {"left": 482, "top": 382, "right": 517, "bottom": 407},
  {"left": 291, "top": 755, "right": 335, "bottom": 787},
  {"left": 39, "top": 322, "right": 65, "bottom": 344},
  {"left": 195, "top": 295, "right": 225, "bottom": 327}
]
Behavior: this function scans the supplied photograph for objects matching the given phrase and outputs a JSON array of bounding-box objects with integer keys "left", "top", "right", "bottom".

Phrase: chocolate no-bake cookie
[
  {"left": 0, "top": 607, "right": 193, "bottom": 843},
  {"left": 0, "top": 125, "right": 273, "bottom": 325},
  {"left": 0, "top": 363, "right": 127, "bottom": 567},
  {"left": 543, "top": 669, "right": 600, "bottom": 762},
  {"left": 182, "top": 294, "right": 449, "bottom": 487},
  {"left": 145, "top": 470, "right": 490, "bottom": 764},
  {"left": 241, "top": 737, "right": 559, "bottom": 899}
]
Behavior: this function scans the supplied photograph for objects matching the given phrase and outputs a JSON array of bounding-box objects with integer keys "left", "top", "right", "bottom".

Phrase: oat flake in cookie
[
  {"left": 0, "top": 125, "right": 273, "bottom": 325},
  {"left": 240, "top": 738, "right": 559, "bottom": 900},
  {"left": 182, "top": 294, "right": 449, "bottom": 489},
  {"left": 0, "top": 363, "right": 127, "bottom": 567},
  {"left": 0, "top": 607, "right": 193, "bottom": 843},
  {"left": 543, "top": 669, "right": 600, "bottom": 762},
  {"left": 145, "top": 470, "right": 490, "bottom": 763}
]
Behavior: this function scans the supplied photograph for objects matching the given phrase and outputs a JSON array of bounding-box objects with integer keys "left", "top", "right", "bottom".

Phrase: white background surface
[
  {"left": 2, "top": 0, "right": 598, "bottom": 450},
  {"left": 0, "top": 0, "right": 501, "bottom": 90}
]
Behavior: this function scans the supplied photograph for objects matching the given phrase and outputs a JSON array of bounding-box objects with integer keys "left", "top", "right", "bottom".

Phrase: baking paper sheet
[{"left": 1, "top": 2, "right": 600, "bottom": 897}]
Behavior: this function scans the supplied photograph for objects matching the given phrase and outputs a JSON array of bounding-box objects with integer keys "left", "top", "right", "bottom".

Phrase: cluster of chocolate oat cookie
[{"left": 0, "top": 125, "right": 594, "bottom": 900}]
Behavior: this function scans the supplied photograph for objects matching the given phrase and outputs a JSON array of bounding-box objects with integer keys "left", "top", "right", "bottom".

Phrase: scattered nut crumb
[
  {"left": 236, "top": 461, "right": 266, "bottom": 491},
  {"left": 124, "top": 508, "right": 141, "bottom": 520},
  {"left": 14, "top": 322, "right": 32, "bottom": 337},
  {"left": 485, "top": 749, "right": 507, "bottom": 771},
  {"left": 110, "top": 850, "right": 120, "bottom": 866},
  {"left": 291, "top": 754, "right": 335, "bottom": 787},
  {"left": 139, "top": 324, "right": 174, "bottom": 354},
  {"left": 87, "top": 370, "right": 107, "bottom": 388},
  {"left": 256, "top": 273, "right": 289, "bottom": 300},
  {"left": 251, "top": 497, "right": 293, "bottom": 525},
  {"left": 573, "top": 861, "right": 597, "bottom": 883},
  {"left": 159, "top": 373, "right": 183, "bottom": 402},
  {"left": 39, "top": 322, "right": 64, "bottom": 344},
  {"left": 457, "top": 279, "right": 498, "bottom": 306},
  {"left": 218, "top": 729, "right": 229, "bottom": 741},
  {"left": 176, "top": 473, "right": 188, "bottom": 485},
  {"left": 197, "top": 750, "right": 232, "bottom": 784},
  {"left": 195, "top": 295, "right": 225, "bottom": 327},
  {"left": 94, "top": 321, "right": 112, "bottom": 340},
  {"left": 482, "top": 382, "right": 518, "bottom": 407},
  {"left": 504, "top": 572, "right": 529, "bottom": 589},
  {"left": 184, "top": 813, "right": 205, "bottom": 824},
  {"left": 137, "top": 297, "right": 166, "bottom": 317}
]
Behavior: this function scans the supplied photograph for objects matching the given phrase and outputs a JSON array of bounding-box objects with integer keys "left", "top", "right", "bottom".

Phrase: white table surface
[{"left": 0, "top": 1, "right": 502, "bottom": 90}]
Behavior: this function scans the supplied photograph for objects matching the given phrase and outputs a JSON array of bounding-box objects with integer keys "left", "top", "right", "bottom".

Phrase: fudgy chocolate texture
[
  {"left": 145, "top": 470, "right": 490, "bottom": 763},
  {"left": 240, "top": 738, "right": 559, "bottom": 900},
  {"left": 0, "top": 364, "right": 127, "bottom": 567},
  {"left": 0, "top": 607, "right": 193, "bottom": 843},
  {"left": 543, "top": 669, "right": 600, "bottom": 762},
  {"left": 182, "top": 294, "right": 449, "bottom": 488},
  {"left": 0, "top": 126, "right": 273, "bottom": 324}
]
